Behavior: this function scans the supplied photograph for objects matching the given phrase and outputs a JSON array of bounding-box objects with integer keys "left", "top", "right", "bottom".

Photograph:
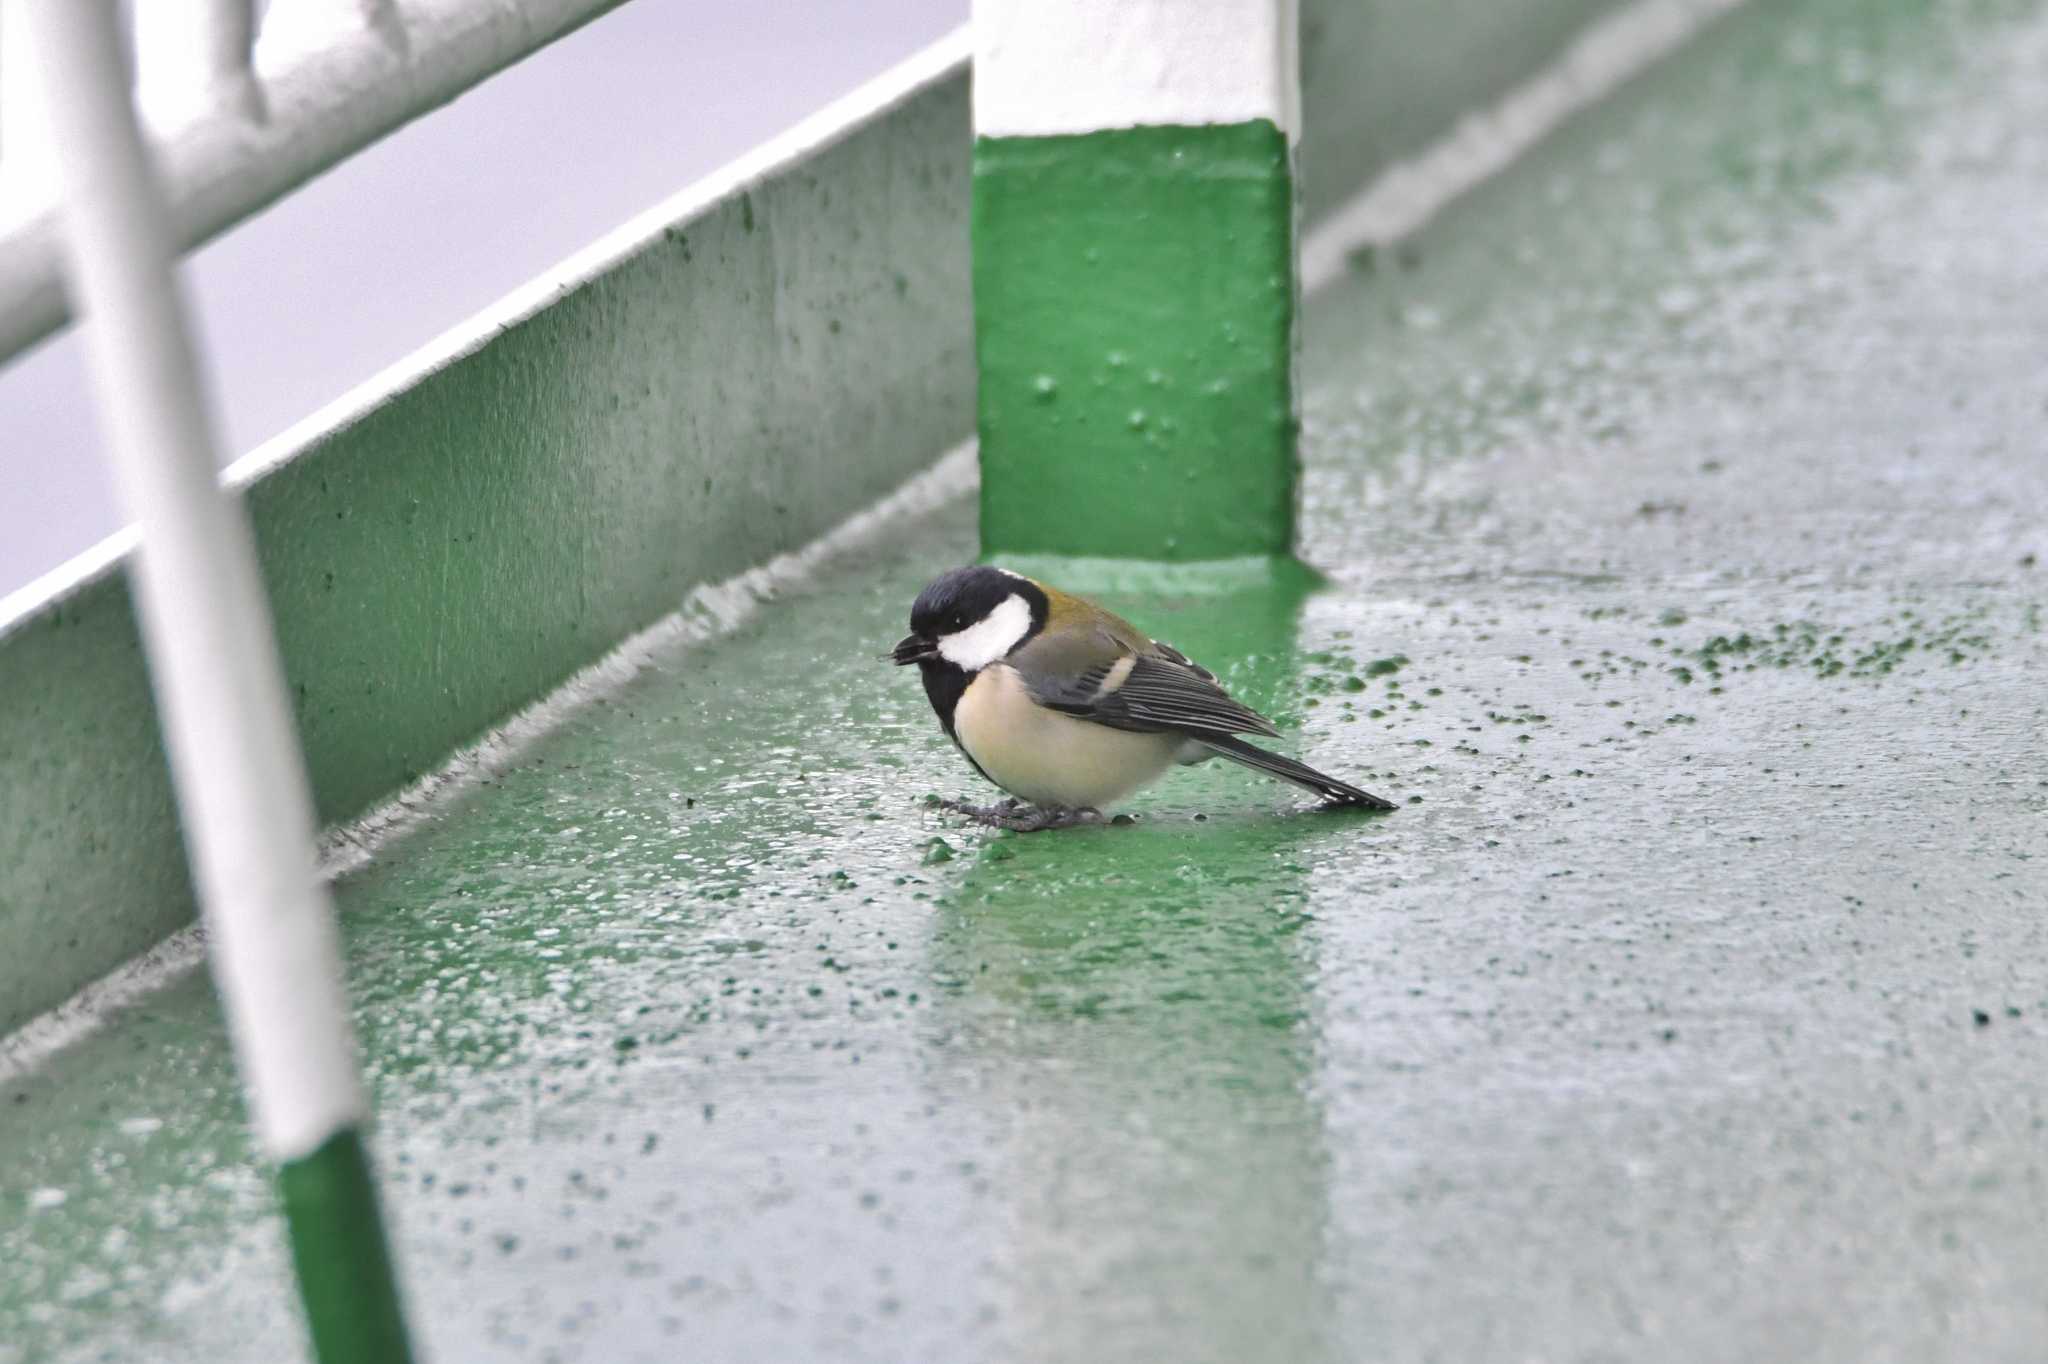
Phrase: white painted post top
[{"left": 973, "top": 0, "right": 1299, "bottom": 140}]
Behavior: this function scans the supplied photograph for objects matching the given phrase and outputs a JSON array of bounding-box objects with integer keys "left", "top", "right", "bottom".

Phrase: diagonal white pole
[{"left": 24, "top": 3, "right": 412, "bottom": 1360}]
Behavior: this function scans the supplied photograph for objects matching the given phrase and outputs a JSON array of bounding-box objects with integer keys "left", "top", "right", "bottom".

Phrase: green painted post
[
  {"left": 26, "top": 4, "right": 413, "bottom": 1362},
  {"left": 972, "top": 0, "right": 1301, "bottom": 561},
  {"left": 278, "top": 1130, "right": 413, "bottom": 1362}
]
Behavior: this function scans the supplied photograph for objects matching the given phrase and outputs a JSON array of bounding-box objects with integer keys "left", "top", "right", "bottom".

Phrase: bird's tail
[{"left": 1196, "top": 734, "right": 1397, "bottom": 810}]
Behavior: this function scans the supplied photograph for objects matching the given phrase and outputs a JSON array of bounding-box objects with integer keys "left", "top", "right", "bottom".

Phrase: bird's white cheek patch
[{"left": 938, "top": 593, "right": 1032, "bottom": 671}]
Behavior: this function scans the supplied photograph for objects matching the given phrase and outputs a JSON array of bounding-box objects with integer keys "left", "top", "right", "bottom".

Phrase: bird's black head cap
[{"left": 907, "top": 566, "right": 1048, "bottom": 646}]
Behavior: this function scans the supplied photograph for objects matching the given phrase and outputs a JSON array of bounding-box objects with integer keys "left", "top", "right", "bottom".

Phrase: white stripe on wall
[{"left": 973, "top": 0, "right": 1300, "bottom": 139}]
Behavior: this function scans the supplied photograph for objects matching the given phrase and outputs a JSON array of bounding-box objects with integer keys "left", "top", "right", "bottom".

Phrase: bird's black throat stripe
[
  {"left": 918, "top": 660, "right": 1002, "bottom": 790},
  {"left": 918, "top": 658, "right": 972, "bottom": 740}
]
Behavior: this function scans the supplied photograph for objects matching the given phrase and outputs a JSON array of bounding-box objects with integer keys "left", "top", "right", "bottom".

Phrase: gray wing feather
[{"left": 1017, "top": 633, "right": 1280, "bottom": 739}]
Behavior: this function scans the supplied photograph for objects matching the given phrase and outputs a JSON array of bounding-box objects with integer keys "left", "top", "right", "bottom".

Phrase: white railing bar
[
  {"left": 0, "top": 0, "right": 628, "bottom": 366},
  {"left": 268, "top": 0, "right": 405, "bottom": 43},
  {"left": 295, "top": 0, "right": 404, "bottom": 26},
  {"left": 25, "top": 0, "right": 412, "bottom": 1351},
  {"left": 136, "top": 0, "right": 264, "bottom": 128},
  {"left": 27, "top": 0, "right": 366, "bottom": 1175},
  {"left": 0, "top": 1, "right": 56, "bottom": 194}
]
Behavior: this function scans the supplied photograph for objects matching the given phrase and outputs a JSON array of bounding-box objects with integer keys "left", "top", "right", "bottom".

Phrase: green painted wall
[{"left": 973, "top": 122, "right": 1296, "bottom": 561}]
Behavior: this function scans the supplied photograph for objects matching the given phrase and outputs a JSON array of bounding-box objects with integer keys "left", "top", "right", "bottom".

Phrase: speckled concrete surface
[{"left": 4, "top": 0, "right": 2046, "bottom": 1359}]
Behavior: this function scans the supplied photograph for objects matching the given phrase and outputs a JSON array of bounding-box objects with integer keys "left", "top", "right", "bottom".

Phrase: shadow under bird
[{"left": 890, "top": 565, "right": 1396, "bottom": 831}]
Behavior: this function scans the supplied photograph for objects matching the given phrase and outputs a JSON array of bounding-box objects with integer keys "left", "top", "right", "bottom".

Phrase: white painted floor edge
[
  {"left": 1299, "top": 0, "right": 1748, "bottom": 292},
  {"left": 0, "top": 924, "right": 210, "bottom": 1087}
]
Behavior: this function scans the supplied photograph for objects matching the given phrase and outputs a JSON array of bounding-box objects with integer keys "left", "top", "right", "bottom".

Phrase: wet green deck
[{"left": 6, "top": 0, "right": 2047, "bottom": 1359}]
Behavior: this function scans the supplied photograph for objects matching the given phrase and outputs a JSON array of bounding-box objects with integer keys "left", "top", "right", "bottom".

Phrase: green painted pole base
[
  {"left": 972, "top": 121, "right": 1297, "bottom": 561},
  {"left": 277, "top": 1127, "right": 414, "bottom": 1364}
]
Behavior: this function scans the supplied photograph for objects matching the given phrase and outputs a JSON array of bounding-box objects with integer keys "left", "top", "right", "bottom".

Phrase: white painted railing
[
  {"left": 0, "top": 0, "right": 627, "bottom": 364},
  {"left": 26, "top": 1, "right": 414, "bottom": 1354}
]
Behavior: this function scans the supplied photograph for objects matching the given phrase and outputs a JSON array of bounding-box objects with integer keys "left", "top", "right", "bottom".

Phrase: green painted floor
[{"left": 7, "top": 0, "right": 2048, "bottom": 1359}]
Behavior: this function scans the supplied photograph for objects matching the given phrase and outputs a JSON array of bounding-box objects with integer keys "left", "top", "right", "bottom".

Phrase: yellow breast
[{"left": 953, "top": 664, "right": 1181, "bottom": 810}]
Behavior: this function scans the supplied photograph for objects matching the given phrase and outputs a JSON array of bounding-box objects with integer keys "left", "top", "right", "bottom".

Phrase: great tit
[{"left": 890, "top": 565, "right": 1396, "bottom": 830}]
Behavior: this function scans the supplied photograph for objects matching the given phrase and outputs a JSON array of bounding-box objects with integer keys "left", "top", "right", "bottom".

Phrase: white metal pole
[
  {"left": 24, "top": 2, "right": 411, "bottom": 1360},
  {"left": 0, "top": 0, "right": 57, "bottom": 203},
  {"left": 262, "top": 0, "right": 401, "bottom": 48},
  {"left": 136, "top": 0, "right": 264, "bottom": 126}
]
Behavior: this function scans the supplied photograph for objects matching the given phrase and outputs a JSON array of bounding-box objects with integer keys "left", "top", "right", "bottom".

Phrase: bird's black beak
[{"left": 889, "top": 633, "right": 937, "bottom": 666}]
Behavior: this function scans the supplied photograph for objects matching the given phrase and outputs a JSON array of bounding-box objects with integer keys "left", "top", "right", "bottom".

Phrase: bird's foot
[
  {"left": 1003, "top": 804, "right": 1104, "bottom": 833},
  {"left": 935, "top": 796, "right": 1020, "bottom": 820},
  {"left": 936, "top": 798, "right": 1102, "bottom": 833}
]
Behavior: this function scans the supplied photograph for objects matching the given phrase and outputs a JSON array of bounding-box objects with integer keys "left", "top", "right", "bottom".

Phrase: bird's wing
[{"left": 1009, "top": 630, "right": 1281, "bottom": 739}]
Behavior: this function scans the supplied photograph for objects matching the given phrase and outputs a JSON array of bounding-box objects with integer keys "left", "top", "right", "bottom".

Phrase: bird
[{"left": 889, "top": 565, "right": 1396, "bottom": 831}]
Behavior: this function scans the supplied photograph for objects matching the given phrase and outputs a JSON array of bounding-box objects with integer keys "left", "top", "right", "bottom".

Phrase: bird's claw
[{"left": 935, "top": 797, "right": 1102, "bottom": 833}]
